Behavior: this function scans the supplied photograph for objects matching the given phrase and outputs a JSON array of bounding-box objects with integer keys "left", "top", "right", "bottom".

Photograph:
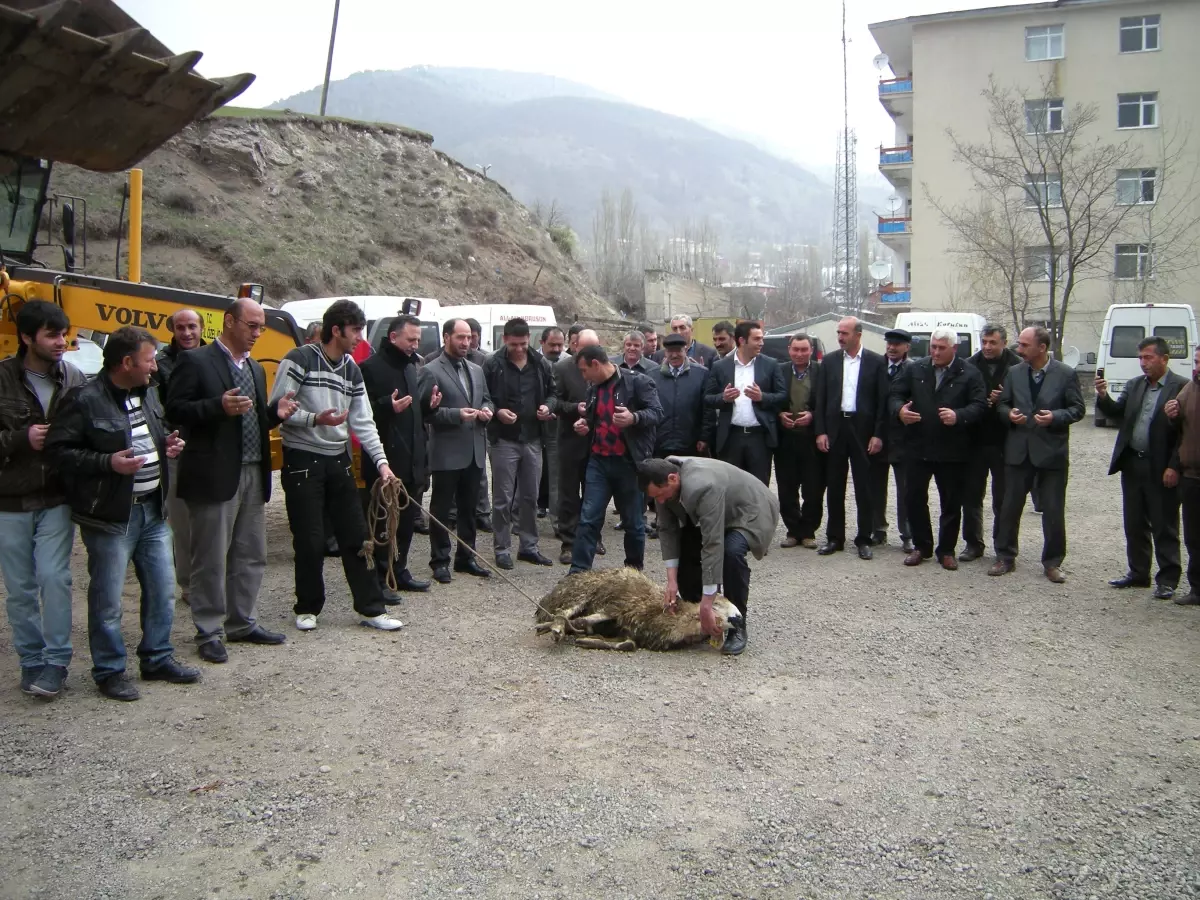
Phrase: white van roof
[
  {"left": 281, "top": 295, "right": 442, "bottom": 326},
  {"left": 894, "top": 312, "right": 988, "bottom": 330},
  {"left": 439, "top": 304, "right": 557, "bottom": 325}
]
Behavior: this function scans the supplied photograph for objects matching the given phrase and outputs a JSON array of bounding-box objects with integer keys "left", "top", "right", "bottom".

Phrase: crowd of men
[{"left": 4, "top": 299, "right": 1200, "bottom": 701}]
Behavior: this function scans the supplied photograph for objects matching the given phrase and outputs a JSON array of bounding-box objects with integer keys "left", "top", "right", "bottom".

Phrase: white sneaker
[
  {"left": 361, "top": 613, "right": 404, "bottom": 631},
  {"left": 295, "top": 614, "right": 318, "bottom": 631}
]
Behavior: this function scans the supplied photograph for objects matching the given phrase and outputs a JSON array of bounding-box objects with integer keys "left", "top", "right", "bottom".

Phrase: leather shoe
[
  {"left": 432, "top": 566, "right": 452, "bottom": 584},
  {"left": 988, "top": 559, "right": 1015, "bottom": 576},
  {"left": 475, "top": 515, "right": 493, "bottom": 533},
  {"left": 871, "top": 532, "right": 887, "bottom": 546},
  {"left": 518, "top": 551, "right": 554, "bottom": 566},
  {"left": 1044, "top": 566, "right": 1066, "bottom": 584},
  {"left": 1173, "top": 592, "right": 1200, "bottom": 606},
  {"left": 857, "top": 544, "right": 873, "bottom": 561},
  {"left": 454, "top": 558, "right": 492, "bottom": 578},
  {"left": 903, "top": 550, "right": 924, "bottom": 566},
  {"left": 1109, "top": 574, "right": 1151, "bottom": 589},
  {"left": 495, "top": 553, "right": 514, "bottom": 570},
  {"left": 228, "top": 626, "right": 286, "bottom": 645},
  {"left": 940, "top": 555, "right": 959, "bottom": 571},
  {"left": 596, "top": 539, "right": 607, "bottom": 556},
  {"left": 721, "top": 617, "right": 747, "bottom": 656},
  {"left": 817, "top": 543, "right": 844, "bottom": 556},
  {"left": 381, "top": 588, "right": 405, "bottom": 605},
  {"left": 958, "top": 546, "right": 984, "bottom": 562},
  {"left": 141, "top": 657, "right": 201, "bottom": 684},
  {"left": 800, "top": 538, "right": 819, "bottom": 549},
  {"left": 397, "top": 572, "right": 430, "bottom": 592},
  {"left": 1153, "top": 584, "right": 1176, "bottom": 600},
  {"left": 197, "top": 639, "right": 228, "bottom": 664},
  {"left": 414, "top": 518, "right": 430, "bottom": 535},
  {"left": 780, "top": 536, "right": 800, "bottom": 548},
  {"left": 558, "top": 548, "right": 573, "bottom": 565}
]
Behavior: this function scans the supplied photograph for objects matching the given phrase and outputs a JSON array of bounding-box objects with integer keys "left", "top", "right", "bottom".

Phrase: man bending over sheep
[{"left": 638, "top": 456, "right": 780, "bottom": 655}]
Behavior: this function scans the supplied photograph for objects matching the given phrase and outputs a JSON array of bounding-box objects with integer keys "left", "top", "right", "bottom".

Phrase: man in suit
[
  {"left": 424, "top": 318, "right": 495, "bottom": 584},
  {"left": 619, "top": 331, "right": 657, "bottom": 375},
  {"left": 640, "top": 323, "right": 660, "bottom": 359},
  {"left": 989, "top": 326, "right": 1085, "bottom": 582},
  {"left": 1096, "top": 336, "right": 1186, "bottom": 599},
  {"left": 775, "top": 332, "right": 824, "bottom": 549},
  {"left": 1164, "top": 346, "right": 1200, "bottom": 606},
  {"left": 167, "top": 299, "right": 300, "bottom": 662},
  {"left": 871, "top": 328, "right": 914, "bottom": 551},
  {"left": 551, "top": 329, "right": 604, "bottom": 564},
  {"left": 960, "top": 325, "right": 1022, "bottom": 562},
  {"left": 640, "top": 456, "right": 780, "bottom": 656},
  {"left": 813, "top": 316, "right": 889, "bottom": 560},
  {"left": 711, "top": 321, "right": 735, "bottom": 359},
  {"left": 568, "top": 345, "right": 663, "bottom": 574},
  {"left": 704, "top": 320, "right": 787, "bottom": 485},
  {"left": 668, "top": 315, "right": 720, "bottom": 369},
  {"left": 890, "top": 328, "right": 987, "bottom": 569},
  {"left": 360, "top": 314, "right": 440, "bottom": 600},
  {"left": 536, "top": 326, "right": 566, "bottom": 523}
]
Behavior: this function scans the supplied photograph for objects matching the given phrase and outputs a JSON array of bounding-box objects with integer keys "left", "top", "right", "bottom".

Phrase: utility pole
[{"left": 318, "top": 0, "right": 341, "bottom": 117}]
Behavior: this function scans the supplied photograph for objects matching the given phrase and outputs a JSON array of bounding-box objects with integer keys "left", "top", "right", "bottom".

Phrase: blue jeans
[
  {"left": 80, "top": 496, "right": 177, "bottom": 682},
  {"left": 570, "top": 455, "right": 645, "bottom": 573},
  {"left": 0, "top": 505, "right": 75, "bottom": 670}
]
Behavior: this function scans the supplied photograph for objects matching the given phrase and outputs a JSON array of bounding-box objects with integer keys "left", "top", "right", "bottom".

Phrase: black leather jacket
[{"left": 45, "top": 372, "right": 170, "bottom": 533}]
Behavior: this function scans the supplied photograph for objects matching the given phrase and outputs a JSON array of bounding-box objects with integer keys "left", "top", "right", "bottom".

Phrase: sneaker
[
  {"left": 98, "top": 674, "right": 140, "bottom": 702},
  {"left": 20, "top": 665, "right": 43, "bottom": 695},
  {"left": 295, "top": 614, "right": 318, "bottom": 631},
  {"left": 141, "top": 657, "right": 202, "bottom": 683},
  {"left": 28, "top": 664, "right": 67, "bottom": 699},
  {"left": 361, "top": 613, "right": 404, "bottom": 631}
]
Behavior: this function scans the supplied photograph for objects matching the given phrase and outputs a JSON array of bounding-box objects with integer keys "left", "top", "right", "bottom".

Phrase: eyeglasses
[{"left": 234, "top": 318, "right": 266, "bottom": 334}]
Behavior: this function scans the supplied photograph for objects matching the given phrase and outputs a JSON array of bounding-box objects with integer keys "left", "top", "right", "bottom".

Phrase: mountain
[{"left": 270, "top": 67, "right": 832, "bottom": 244}]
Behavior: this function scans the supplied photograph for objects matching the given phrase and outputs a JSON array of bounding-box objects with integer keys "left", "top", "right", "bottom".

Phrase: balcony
[
  {"left": 878, "top": 287, "right": 911, "bottom": 305},
  {"left": 877, "top": 215, "right": 912, "bottom": 251},
  {"left": 879, "top": 144, "right": 912, "bottom": 187},
  {"left": 878, "top": 76, "right": 913, "bottom": 121}
]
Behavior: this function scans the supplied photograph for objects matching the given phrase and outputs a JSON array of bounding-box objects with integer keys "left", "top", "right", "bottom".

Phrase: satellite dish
[
  {"left": 1062, "top": 346, "right": 1081, "bottom": 368},
  {"left": 868, "top": 261, "right": 891, "bottom": 280},
  {"left": 873, "top": 53, "right": 890, "bottom": 71}
]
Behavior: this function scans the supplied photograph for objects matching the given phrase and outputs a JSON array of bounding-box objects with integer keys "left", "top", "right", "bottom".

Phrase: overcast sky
[{"left": 121, "top": 0, "right": 1040, "bottom": 179}]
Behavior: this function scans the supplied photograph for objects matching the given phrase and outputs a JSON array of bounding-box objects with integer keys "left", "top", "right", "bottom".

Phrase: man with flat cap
[{"left": 871, "top": 328, "right": 914, "bottom": 552}]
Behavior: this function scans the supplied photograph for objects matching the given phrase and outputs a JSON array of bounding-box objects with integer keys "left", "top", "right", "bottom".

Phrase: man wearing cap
[{"left": 871, "top": 328, "right": 915, "bottom": 552}]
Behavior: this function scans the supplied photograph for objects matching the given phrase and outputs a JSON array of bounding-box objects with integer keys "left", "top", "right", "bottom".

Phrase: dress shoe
[
  {"left": 780, "top": 536, "right": 800, "bottom": 548},
  {"left": 596, "top": 539, "right": 607, "bottom": 556},
  {"left": 1109, "top": 574, "right": 1151, "bottom": 589},
  {"left": 476, "top": 514, "right": 493, "bottom": 533},
  {"left": 1153, "top": 584, "right": 1176, "bottom": 600},
  {"left": 857, "top": 544, "right": 873, "bottom": 561},
  {"left": 432, "top": 566, "right": 452, "bottom": 584},
  {"left": 817, "top": 542, "right": 844, "bottom": 556},
  {"left": 1173, "top": 592, "right": 1200, "bottom": 606},
  {"left": 141, "top": 657, "right": 201, "bottom": 684},
  {"left": 871, "top": 532, "right": 887, "bottom": 546},
  {"left": 901, "top": 538, "right": 915, "bottom": 554},
  {"left": 903, "top": 550, "right": 924, "bottom": 567},
  {"left": 197, "top": 639, "right": 228, "bottom": 663},
  {"left": 958, "top": 546, "right": 984, "bottom": 562},
  {"left": 721, "top": 617, "right": 747, "bottom": 656},
  {"left": 454, "top": 558, "right": 492, "bottom": 578},
  {"left": 648, "top": 523, "right": 659, "bottom": 540},
  {"left": 98, "top": 674, "right": 140, "bottom": 701},
  {"left": 988, "top": 559, "right": 1015, "bottom": 576},
  {"left": 800, "top": 538, "right": 819, "bottom": 549},
  {"left": 940, "top": 555, "right": 959, "bottom": 571},
  {"left": 495, "top": 552, "right": 514, "bottom": 570},
  {"left": 397, "top": 572, "right": 431, "bottom": 592},
  {"left": 414, "top": 518, "right": 430, "bottom": 535},
  {"left": 1044, "top": 566, "right": 1066, "bottom": 584},
  {"left": 381, "top": 588, "right": 405, "bottom": 605},
  {"left": 228, "top": 626, "right": 286, "bottom": 645},
  {"left": 559, "top": 547, "right": 573, "bottom": 565},
  {"left": 518, "top": 550, "right": 554, "bottom": 566},
  {"left": 537, "top": 507, "right": 548, "bottom": 519}
]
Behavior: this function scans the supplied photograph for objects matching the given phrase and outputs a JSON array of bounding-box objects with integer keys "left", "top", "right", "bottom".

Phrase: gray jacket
[
  {"left": 425, "top": 353, "right": 494, "bottom": 471},
  {"left": 656, "top": 456, "right": 780, "bottom": 586},
  {"left": 996, "top": 357, "right": 1085, "bottom": 470}
]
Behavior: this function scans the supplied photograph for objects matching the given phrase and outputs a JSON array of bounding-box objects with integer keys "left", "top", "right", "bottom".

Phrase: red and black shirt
[{"left": 591, "top": 372, "right": 627, "bottom": 457}]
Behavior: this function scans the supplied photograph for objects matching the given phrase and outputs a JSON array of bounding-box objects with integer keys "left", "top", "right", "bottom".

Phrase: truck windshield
[{"left": 0, "top": 157, "right": 51, "bottom": 263}]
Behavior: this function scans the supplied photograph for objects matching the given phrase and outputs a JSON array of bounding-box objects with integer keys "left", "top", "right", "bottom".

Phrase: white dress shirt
[
  {"left": 732, "top": 354, "right": 758, "bottom": 426},
  {"left": 840, "top": 349, "right": 862, "bottom": 413}
]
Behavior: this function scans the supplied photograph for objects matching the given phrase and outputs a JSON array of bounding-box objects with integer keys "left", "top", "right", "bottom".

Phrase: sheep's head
[{"left": 707, "top": 596, "right": 741, "bottom": 649}]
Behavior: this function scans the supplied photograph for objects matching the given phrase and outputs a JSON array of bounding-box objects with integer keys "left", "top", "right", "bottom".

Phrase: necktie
[
  {"left": 457, "top": 361, "right": 470, "bottom": 396},
  {"left": 935, "top": 367, "right": 946, "bottom": 390},
  {"left": 672, "top": 367, "right": 681, "bottom": 378},
  {"left": 888, "top": 363, "right": 897, "bottom": 379},
  {"left": 1033, "top": 369, "right": 1044, "bottom": 386}
]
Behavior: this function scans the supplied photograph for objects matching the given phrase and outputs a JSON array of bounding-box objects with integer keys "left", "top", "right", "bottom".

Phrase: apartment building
[{"left": 869, "top": 0, "right": 1200, "bottom": 357}]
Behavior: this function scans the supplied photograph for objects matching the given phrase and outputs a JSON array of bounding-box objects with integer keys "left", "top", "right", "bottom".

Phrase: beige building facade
[{"left": 870, "top": 0, "right": 1200, "bottom": 358}]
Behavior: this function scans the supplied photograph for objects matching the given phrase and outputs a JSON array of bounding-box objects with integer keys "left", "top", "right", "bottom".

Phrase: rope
[{"left": 364, "top": 476, "right": 553, "bottom": 617}]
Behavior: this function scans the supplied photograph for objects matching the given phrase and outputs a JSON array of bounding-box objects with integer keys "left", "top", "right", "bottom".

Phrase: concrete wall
[{"left": 643, "top": 270, "right": 732, "bottom": 326}]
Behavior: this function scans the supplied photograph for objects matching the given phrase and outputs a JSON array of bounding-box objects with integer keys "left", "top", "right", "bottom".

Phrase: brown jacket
[{"left": 1169, "top": 379, "right": 1200, "bottom": 477}]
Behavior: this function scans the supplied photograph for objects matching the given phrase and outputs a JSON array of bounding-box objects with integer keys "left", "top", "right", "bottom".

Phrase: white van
[
  {"left": 892, "top": 313, "right": 988, "bottom": 360},
  {"left": 1095, "top": 303, "right": 1197, "bottom": 426},
  {"left": 438, "top": 304, "right": 558, "bottom": 353},
  {"left": 280, "top": 295, "right": 443, "bottom": 357}
]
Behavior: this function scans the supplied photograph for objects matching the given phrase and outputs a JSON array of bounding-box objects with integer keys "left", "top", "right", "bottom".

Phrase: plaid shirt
[{"left": 591, "top": 375, "right": 627, "bottom": 457}]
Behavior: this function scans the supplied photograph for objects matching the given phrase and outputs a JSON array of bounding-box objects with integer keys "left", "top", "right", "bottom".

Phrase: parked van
[
  {"left": 438, "top": 304, "right": 558, "bottom": 353},
  {"left": 280, "top": 295, "right": 443, "bottom": 357},
  {"left": 892, "top": 313, "right": 988, "bottom": 360},
  {"left": 1094, "top": 303, "right": 1197, "bottom": 426}
]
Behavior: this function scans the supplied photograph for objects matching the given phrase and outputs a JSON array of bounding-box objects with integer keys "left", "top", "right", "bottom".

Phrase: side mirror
[
  {"left": 237, "top": 283, "right": 265, "bottom": 304},
  {"left": 62, "top": 202, "right": 76, "bottom": 247},
  {"left": 401, "top": 298, "right": 422, "bottom": 316},
  {"left": 62, "top": 246, "right": 75, "bottom": 272}
]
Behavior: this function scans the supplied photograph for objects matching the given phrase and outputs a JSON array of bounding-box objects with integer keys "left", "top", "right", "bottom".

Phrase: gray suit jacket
[
  {"left": 657, "top": 456, "right": 780, "bottom": 586},
  {"left": 426, "top": 353, "right": 493, "bottom": 471},
  {"left": 996, "top": 358, "right": 1085, "bottom": 470}
]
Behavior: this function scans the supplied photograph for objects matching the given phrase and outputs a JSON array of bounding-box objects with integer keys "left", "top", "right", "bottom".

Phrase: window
[
  {"left": 1025, "top": 99, "right": 1064, "bottom": 134},
  {"left": 1115, "top": 243, "right": 1154, "bottom": 279},
  {"left": 1116, "top": 168, "right": 1156, "bottom": 205},
  {"left": 1025, "top": 24, "right": 1065, "bottom": 61},
  {"left": 1109, "top": 325, "right": 1145, "bottom": 358},
  {"left": 1118, "top": 92, "right": 1158, "bottom": 129},
  {"left": 1024, "top": 174, "right": 1063, "bottom": 208},
  {"left": 1155, "top": 326, "right": 1188, "bottom": 359},
  {"left": 1120, "top": 15, "right": 1160, "bottom": 53},
  {"left": 1024, "top": 246, "right": 1059, "bottom": 281}
]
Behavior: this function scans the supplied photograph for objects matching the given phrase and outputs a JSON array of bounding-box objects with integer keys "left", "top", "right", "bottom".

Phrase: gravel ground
[{"left": 2, "top": 422, "right": 1199, "bottom": 900}]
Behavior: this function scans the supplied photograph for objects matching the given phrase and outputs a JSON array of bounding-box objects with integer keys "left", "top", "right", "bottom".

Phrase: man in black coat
[
  {"left": 703, "top": 320, "right": 787, "bottom": 485},
  {"left": 871, "top": 328, "right": 914, "bottom": 552},
  {"left": 960, "top": 325, "right": 1023, "bottom": 562},
  {"left": 775, "top": 332, "right": 824, "bottom": 548},
  {"left": 889, "top": 328, "right": 987, "bottom": 569},
  {"left": 551, "top": 329, "right": 604, "bottom": 564},
  {"left": 667, "top": 315, "right": 720, "bottom": 369},
  {"left": 1096, "top": 336, "right": 1187, "bottom": 599},
  {"left": 649, "top": 333, "right": 711, "bottom": 459},
  {"left": 812, "top": 316, "right": 889, "bottom": 559},
  {"left": 360, "top": 314, "right": 442, "bottom": 599},
  {"left": 166, "top": 299, "right": 299, "bottom": 662}
]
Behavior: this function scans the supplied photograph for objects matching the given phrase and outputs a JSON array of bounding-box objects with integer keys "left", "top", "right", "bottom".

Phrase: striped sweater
[{"left": 269, "top": 344, "right": 388, "bottom": 467}]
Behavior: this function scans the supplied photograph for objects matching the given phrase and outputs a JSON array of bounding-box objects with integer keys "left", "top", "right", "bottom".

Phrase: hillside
[
  {"left": 44, "top": 112, "right": 611, "bottom": 320},
  {"left": 270, "top": 67, "right": 832, "bottom": 244}
]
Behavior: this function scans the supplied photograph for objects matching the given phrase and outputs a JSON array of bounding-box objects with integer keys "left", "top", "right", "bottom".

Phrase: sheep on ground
[{"left": 534, "top": 567, "right": 741, "bottom": 651}]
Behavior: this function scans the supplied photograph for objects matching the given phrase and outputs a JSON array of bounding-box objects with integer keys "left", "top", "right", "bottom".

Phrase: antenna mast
[{"left": 832, "top": 0, "right": 859, "bottom": 312}]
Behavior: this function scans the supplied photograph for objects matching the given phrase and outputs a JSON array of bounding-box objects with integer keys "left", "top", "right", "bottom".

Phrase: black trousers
[
  {"left": 775, "top": 431, "right": 824, "bottom": 540},
  {"left": 556, "top": 436, "right": 590, "bottom": 548},
  {"left": 825, "top": 419, "right": 875, "bottom": 547},
  {"left": 720, "top": 427, "right": 772, "bottom": 485},
  {"left": 995, "top": 462, "right": 1067, "bottom": 567},
  {"left": 360, "top": 477, "right": 419, "bottom": 585},
  {"left": 538, "top": 447, "right": 550, "bottom": 509},
  {"left": 1120, "top": 454, "right": 1181, "bottom": 587},
  {"left": 676, "top": 524, "right": 751, "bottom": 615},
  {"left": 962, "top": 444, "right": 1006, "bottom": 553},
  {"left": 280, "top": 448, "right": 386, "bottom": 618},
  {"left": 905, "top": 459, "right": 966, "bottom": 558},
  {"left": 429, "top": 463, "right": 482, "bottom": 568},
  {"left": 1182, "top": 476, "right": 1200, "bottom": 594},
  {"left": 870, "top": 458, "right": 910, "bottom": 542}
]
